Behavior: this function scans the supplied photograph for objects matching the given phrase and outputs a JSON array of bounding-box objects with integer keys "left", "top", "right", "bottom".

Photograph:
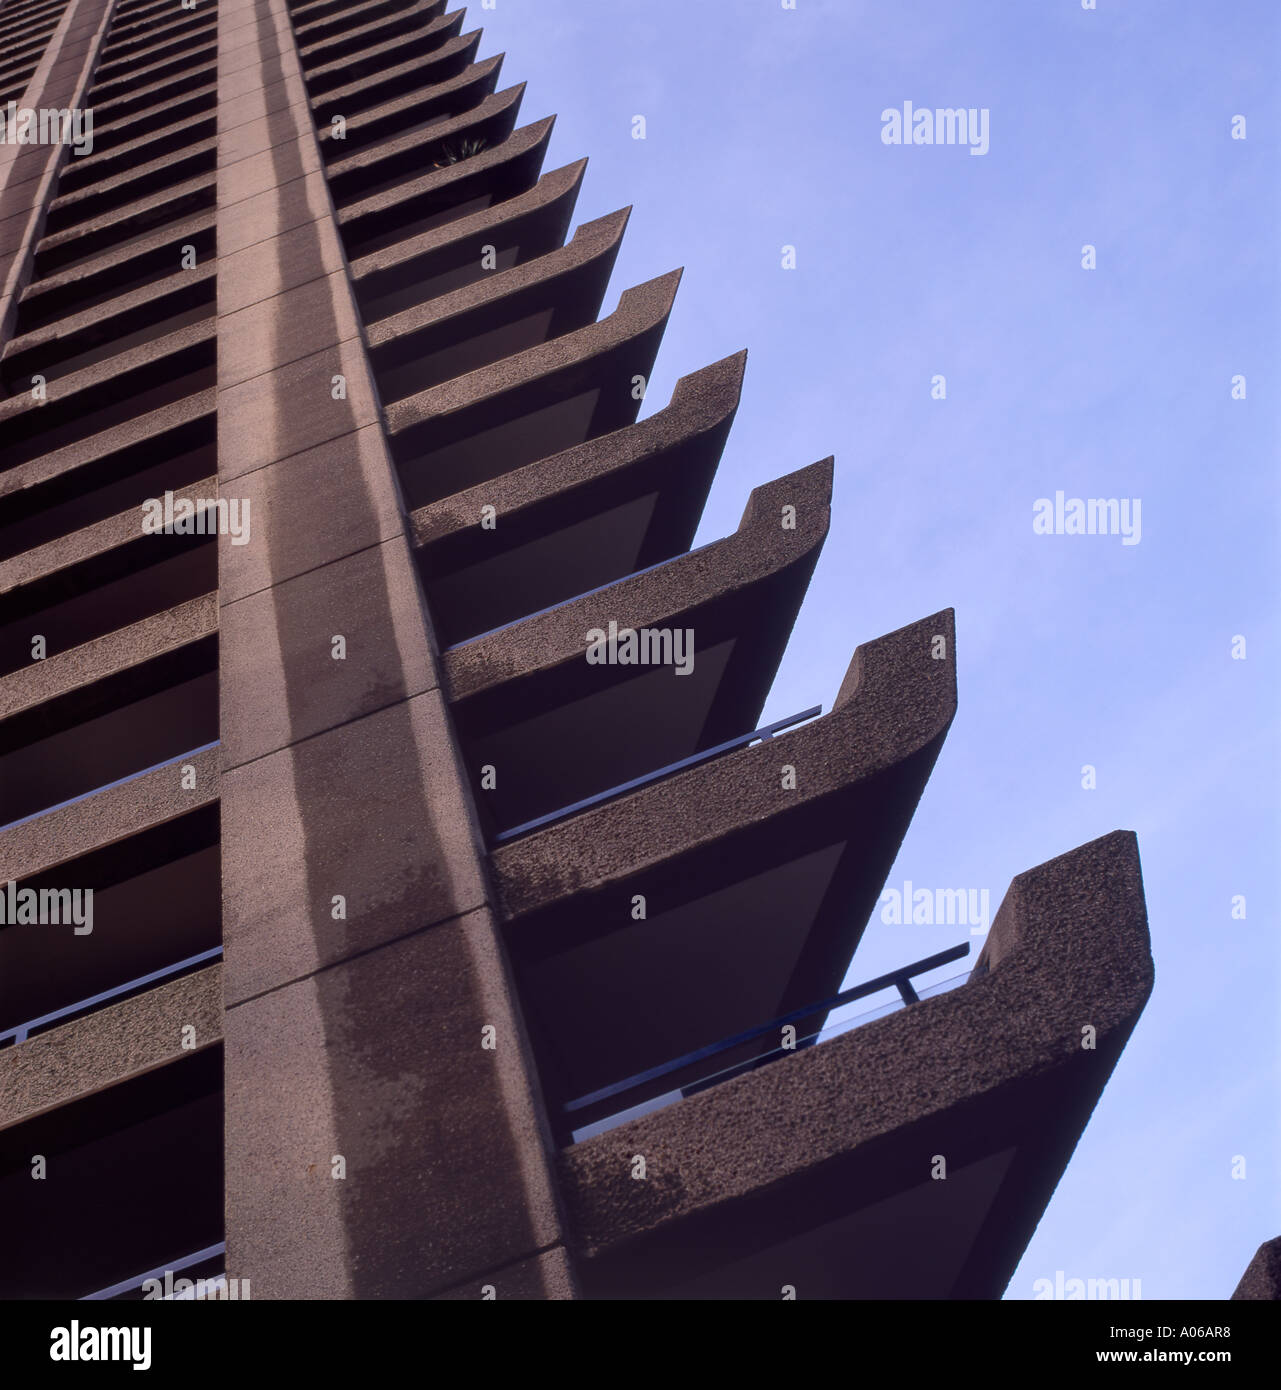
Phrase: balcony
[
  {"left": 556, "top": 831, "right": 1153, "bottom": 1298},
  {"left": 494, "top": 611, "right": 957, "bottom": 1141}
]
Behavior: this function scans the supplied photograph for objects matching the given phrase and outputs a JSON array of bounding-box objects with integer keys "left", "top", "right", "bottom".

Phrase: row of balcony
[{"left": 0, "top": 0, "right": 1154, "bottom": 1300}]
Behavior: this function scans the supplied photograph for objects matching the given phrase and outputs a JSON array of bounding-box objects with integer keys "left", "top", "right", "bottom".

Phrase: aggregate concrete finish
[
  {"left": 34, "top": 172, "right": 215, "bottom": 270},
  {"left": 314, "top": 51, "right": 503, "bottom": 156},
  {"left": 219, "top": 537, "right": 439, "bottom": 767},
  {"left": 3, "top": 0, "right": 1164, "bottom": 1305},
  {"left": 443, "top": 458, "right": 830, "bottom": 705},
  {"left": 0, "top": 318, "right": 215, "bottom": 470},
  {"left": 218, "top": 425, "right": 401, "bottom": 603},
  {"left": 410, "top": 351, "right": 745, "bottom": 550},
  {"left": 325, "top": 82, "right": 527, "bottom": 203},
  {"left": 304, "top": 7, "right": 463, "bottom": 96},
  {"left": 0, "top": 743, "right": 218, "bottom": 879},
  {"left": 385, "top": 269, "right": 682, "bottom": 464},
  {"left": 219, "top": 689, "right": 487, "bottom": 1004},
  {"left": 559, "top": 831, "right": 1154, "bottom": 1296},
  {"left": 0, "top": 390, "right": 214, "bottom": 512},
  {"left": 337, "top": 114, "right": 555, "bottom": 240},
  {"left": 316, "top": 28, "right": 481, "bottom": 118},
  {"left": 215, "top": 0, "right": 572, "bottom": 1298},
  {"left": 223, "top": 906, "right": 567, "bottom": 1299},
  {"left": 17, "top": 210, "right": 215, "bottom": 316},
  {"left": 493, "top": 609, "right": 957, "bottom": 922},
  {"left": 0, "top": 590, "right": 215, "bottom": 720},
  {"left": 0, "top": 964, "right": 221, "bottom": 1130},
  {"left": 0, "top": 0, "right": 113, "bottom": 351},
  {"left": 0, "top": 474, "right": 214, "bottom": 594},
  {"left": 2, "top": 262, "right": 215, "bottom": 385},
  {"left": 365, "top": 205, "right": 630, "bottom": 371},
  {"left": 434, "top": 1246, "right": 576, "bottom": 1301},
  {"left": 350, "top": 156, "right": 585, "bottom": 301},
  {"left": 1231, "top": 1236, "right": 1281, "bottom": 1299}
]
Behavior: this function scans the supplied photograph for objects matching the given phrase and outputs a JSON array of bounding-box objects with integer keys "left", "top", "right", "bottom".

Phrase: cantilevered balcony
[
  {"left": 0, "top": 321, "right": 215, "bottom": 467},
  {"left": 445, "top": 461, "right": 831, "bottom": 837},
  {"left": 351, "top": 158, "right": 585, "bottom": 323},
  {"left": 387, "top": 269, "right": 680, "bottom": 507},
  {"left": 410, "top": 352, "right": 744, "bottom": 647},
  {"left": 367, "top": 207, "right": 628, "bottom": 403},
  {"left": 325, "top": 83, "right": 527, "bottom": 209},
  {"left": 302, "top": 6, "right": 464, "bottom": 103},
  {"left": 0, "top": 394, "right": 215, "bottom": 562},
  {"left": 315, "top": 52, "right": 503, "bottom": 160},
  {"left": 337, "top": 114, "right": 554, "bottom": 257},
  {"left": 0, "top": 747, "right": 220, "bottom": 1041},
  {"left": 0, "top": 1046, "right": 222, "bottom": 1299},
  {"left": 491, "top": 611, "right": 957, "bottom": 1138},
  {"left": 0, "top": 597, "right": 217, "bottom": 826},
  {"left": 0, "top": 480, "right": 217, "bottom": 678},
  {"left": 557, "top": 831, "right": 1153, "bottom": 1298}
]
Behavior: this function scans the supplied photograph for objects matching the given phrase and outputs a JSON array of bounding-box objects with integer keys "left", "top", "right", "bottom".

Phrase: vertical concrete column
[{"left": 214, "top": 0, "right": 574, "bottom": 1298}]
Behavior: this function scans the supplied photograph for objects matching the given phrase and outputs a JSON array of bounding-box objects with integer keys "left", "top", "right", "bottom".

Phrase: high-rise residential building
[{"left": 1, "top": 0, "right": 1163, "bottom": 1300}]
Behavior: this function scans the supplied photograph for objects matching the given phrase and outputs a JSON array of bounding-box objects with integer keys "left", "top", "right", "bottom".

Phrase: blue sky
[{"left": 470, "top": 0, "right": 1279, "bottom": 1298}]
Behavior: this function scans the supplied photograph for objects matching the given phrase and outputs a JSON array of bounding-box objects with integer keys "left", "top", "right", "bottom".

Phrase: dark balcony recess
[
  {"left": 495, "top": 705, "right": 822, "bottom": 844},
  {"left": 0, "top": 803, "right": 221, "bottom": 1039},
  {"left": 0, "top": 1048, "right": 223, "bottom": 1300},
  {"left": 563, "top": 943, "right": 970, "bottom": 1139}
]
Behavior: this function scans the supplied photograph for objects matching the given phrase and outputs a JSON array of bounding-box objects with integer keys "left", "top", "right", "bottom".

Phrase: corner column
[{"left": 214, "top": 0, "right": 574, "bottom": 1298}]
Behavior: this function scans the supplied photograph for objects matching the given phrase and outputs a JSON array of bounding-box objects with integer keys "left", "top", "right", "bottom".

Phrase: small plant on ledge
[{"left": 433, "top": 136, "right": 488, "bottom": 169}]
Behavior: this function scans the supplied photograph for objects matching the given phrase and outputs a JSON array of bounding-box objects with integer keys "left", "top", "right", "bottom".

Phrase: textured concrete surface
[
  {"left": 219, "top": 536, "right": 440, "bottom": 768},
  {"left": 410, "top": 351, "right": 744, "bottom": 552},
  {"left": 0, "top": 474, "right": 214, "bottom": 595},
  {"left": 317, "top": 28, "right": 482, "bottom": 124},
  {"left": 0, "top": 591, "right": 215, "bottom": 721},
  {"left": 220, "top": 688, "right": 488, "bottom": 1003},
  {"left": 444, "top": 458, "right": 830, "bottom": 705},
  {"left": 218, "top": 425, "right": 402, "bottom": 604},
  {"left": 434, "top": 1246, "right": 577, "bottom": 1301},
  {"left": 0, "top": 0, "right": 114, "bottom": 351},
  {"left": 215, "top": 0, "right": 572, "bottom": 1300},
  {"left": 315, "top": 51, "right": 503, "bottom": 158},
  {"left": 366, "top": 206, "right": 629, "bottom": 394},
  {"left": 338, "top": 114, "right": 554, "bottom": 245},
  {"left": 0, "top": 964, "right": 221, "bottom": 1131},
  {"left": 560, "top": 830, "right": 1154, "bottom": 1296},
  {"left": 326, "top": 84, "right": 525, "bottom": 204},
  {"left": 493, "top": 608, "right": 957, "bottom": 922},
  {"left": 351, "top": 157, "right": 584, "bottom": 310},
  {"left": 223, "top": 906, "right": 566, "bottom": 1298},
  {"left": 410, "top": 352, "right": 744, "bottom": 646},
  {"left": 0, "top": 392, "right": 215, "bottom": 539},
  {"left": 0, "top": 745, "right": 216, "bottom": 881},
  {"left": 1231, "top": 1236, "right": 1281, "bottom": 1299}
]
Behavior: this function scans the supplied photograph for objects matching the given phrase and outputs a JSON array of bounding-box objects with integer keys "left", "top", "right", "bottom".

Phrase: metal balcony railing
[
  {"left": 81, "top": 1242, "right": 227, "bottom": 1301},
  {"left": 565, "top": 942, "right": 971, "bottom": 1128},
  {"left": 0, "top": 739, "right": 220, "bottom": 836},
  {"left": 441, "top": 547, "right": 712, "bottom": 653},
  {"left": 0, "top": 945, "right": 223, "bottom": 1046},
  {"left": 494, "top": 705, "right": 822, "bottom": 843}
]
